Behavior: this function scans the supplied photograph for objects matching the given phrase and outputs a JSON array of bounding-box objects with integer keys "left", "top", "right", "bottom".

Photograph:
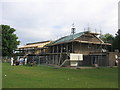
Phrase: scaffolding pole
[
  {"left": 59, "top": 45, "right": 63, "bottom": 65},
  {"left": 72, "top": 42, "right": 74, "bottom": 53},
  {"left": 53, "top": 46, "right": 54, "bottom": 64},
  {"left": 57, "top": 45, "right": 59, "bottom": 65},
  {"left": 38, "top": 56, "right": 40, "bottom": 66}
]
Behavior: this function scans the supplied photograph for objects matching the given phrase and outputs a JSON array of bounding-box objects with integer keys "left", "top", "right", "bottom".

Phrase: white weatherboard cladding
[{"left": 70, "top": 53, "right": 83, "bottom": 61}]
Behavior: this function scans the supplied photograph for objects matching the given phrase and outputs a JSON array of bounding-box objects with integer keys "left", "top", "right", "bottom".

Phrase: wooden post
[
  {"left": 66, "top": 43, "right": 70, "bottom": 59},
  {"left": 53, "top": 46, "right": 54, "bottom": 64},
  {"left": 66, "top": 43, "right": 68, "bottom": 56},
  {"left": 46, "top": 56, "right": 47, "bottom": 64},
  {"left": 95, "top": 44, "right": 97, "bottom": 51},
  {"left": 57, "top": 45, "right": 59, "bottom": 53},
  {"left": 97, "top": 56, "right": 99, "bottom": 66},
  {"left": 57, "top": 45, "right": 59, "bottom": 65},
  {"left": 59, "top": 45, "right": 63, "bottom": 65},
  {"left": 80, "top": 42, "right": 81, "bottom": 53},
  {"left": 49, "top": 55, "right": 51, "bottom": 64},
  {"left": 72, "top": 41, "right": 74, "bottom": 53},
  {"left": 39, "top": 56, "right": 40, "bottom": 65}
]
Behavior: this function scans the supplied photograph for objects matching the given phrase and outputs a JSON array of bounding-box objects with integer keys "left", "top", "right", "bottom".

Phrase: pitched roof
[
  {"left": 19, "top": 41, "right": 51, "bottom": 49},
  {"left": 48, "top": 32, "right": 85, "bottom": 45},
  {"left": 47, "top": 31, "right": 111, "bottom": 46}
]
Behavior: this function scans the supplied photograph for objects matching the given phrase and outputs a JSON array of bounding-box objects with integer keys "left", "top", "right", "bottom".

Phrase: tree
[
  {"left": 112, "top": 29, "right": 120, "bottom": 52},
  {"left": 1, "top": 25, "right": 20, "bottom": 56},
  {"left": 99, "top": 33, "right": 114, "bottom": 51},
  {"left": 99, "top": 33, "right": 114, "bottom": 44}
]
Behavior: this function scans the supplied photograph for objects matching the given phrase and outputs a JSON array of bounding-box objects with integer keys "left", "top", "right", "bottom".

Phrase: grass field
[{"left": 2, "top": 63, "right": 118, "bottom": 88}]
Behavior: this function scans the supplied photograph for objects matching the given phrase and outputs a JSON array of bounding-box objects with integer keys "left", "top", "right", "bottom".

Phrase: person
[
  {"left": 11, "top": 57, "right": 14, "bottom": 66},
  {"left": 115, "top": 60, "right": 118, "bottom": 66},
  {"left": 19, "top": 57, "right": 24, "bottom": 65},
  {"left": 24, "top": 57, "right": 27, "bottom": 65}
]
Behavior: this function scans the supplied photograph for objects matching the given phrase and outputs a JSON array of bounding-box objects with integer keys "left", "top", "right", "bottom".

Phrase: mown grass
[{"left": 2, "top": 63, "right": 118, "bottom": 88}]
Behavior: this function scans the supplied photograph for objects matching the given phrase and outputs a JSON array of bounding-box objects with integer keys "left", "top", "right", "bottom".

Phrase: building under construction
[
  {"left": 15, "top": 40, "right": 52, "bottom": 64},
  {"left": 16, "top": 27, "right": 119, "bottom": 67},
  {"left": 45, "top": 31, "right": 111, "bottom": 67}
]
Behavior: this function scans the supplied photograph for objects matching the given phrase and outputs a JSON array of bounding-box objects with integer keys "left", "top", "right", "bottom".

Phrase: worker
[
  {"left": 11, "top": 57, "right": 14, "bottom": 66},
  {"left": 115, "top": 60, "right": 118, "bottom": 66},
  {"left": 24, "top": 57, "right": 27, "bottom": 65},
  {"left": 20, "top": 57, "right": 24, "bottom": 65}
]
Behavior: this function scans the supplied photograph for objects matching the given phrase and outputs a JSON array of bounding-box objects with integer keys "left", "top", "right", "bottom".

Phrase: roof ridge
[{"left": 50, "top": 31, "right": 85, "bottom": 45}]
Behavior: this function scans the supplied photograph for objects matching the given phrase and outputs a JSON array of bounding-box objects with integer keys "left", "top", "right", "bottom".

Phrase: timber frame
[
  {"left": 15, "top": 31, "right": 118, "bottom": 67},
  {"left": 45, "top": 31, "right": 111, "bottom": 67}
]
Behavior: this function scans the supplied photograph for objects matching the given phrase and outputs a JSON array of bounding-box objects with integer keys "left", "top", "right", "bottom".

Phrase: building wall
[
  {"left": 73, "top": 42, "right": 102, "bottom": 55},
  {"left": 46, "top": 41, "right": 110, "bottom": 66}
]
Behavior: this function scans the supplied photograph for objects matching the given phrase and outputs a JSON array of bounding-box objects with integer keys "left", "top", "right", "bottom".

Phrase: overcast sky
[{"left": 1, "top": 0, "right": 119, "bottom": 47}]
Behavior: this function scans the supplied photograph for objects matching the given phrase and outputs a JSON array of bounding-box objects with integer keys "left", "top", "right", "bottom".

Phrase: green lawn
[{"left": 2, "top": 63, "right": 118, "bottom": 88}]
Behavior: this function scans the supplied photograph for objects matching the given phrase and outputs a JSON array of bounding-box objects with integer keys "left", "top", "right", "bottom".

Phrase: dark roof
[
  {"left": 46, "top": 31, "right": 110, "bottom": 46},
  {"left": 48, "top": 31, "right": 85, "bottom": 46}
]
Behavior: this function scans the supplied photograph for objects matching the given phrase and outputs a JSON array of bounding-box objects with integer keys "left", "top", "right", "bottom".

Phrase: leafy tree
[
  {"left": 99, "top": 33, "right": 114, "bottom": 51},
  {"left": 1, "top": 25, "right": 20, "bottom": 56},
  {"left": 99, "top": 33, "right": 114, "bottom": 44},
  {"left": 112, "top": 29, "right": 120, "bottom": 52}
]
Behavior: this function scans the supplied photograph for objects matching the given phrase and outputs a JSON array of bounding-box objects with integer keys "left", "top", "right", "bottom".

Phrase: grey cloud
[{"left": 1, "top": 0, "right": 119, "bottom": 46}]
